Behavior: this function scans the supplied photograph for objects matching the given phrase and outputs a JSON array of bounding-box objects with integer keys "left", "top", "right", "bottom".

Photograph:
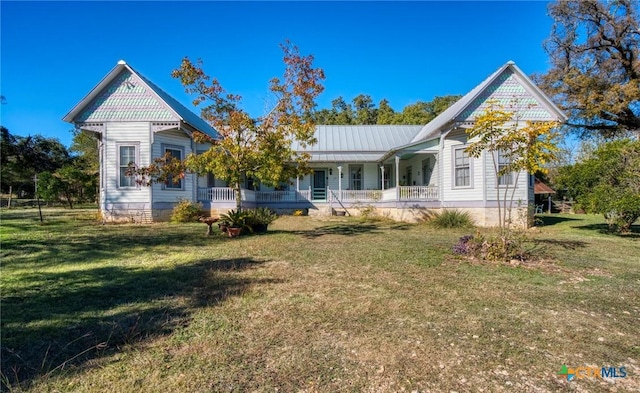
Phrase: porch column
[
  {"left": 395, "top": 155, "right": 400, "bottom": 201},
  {"left": 337, "top": 164, "right": 343, "bottom": 196},
  {"left": 380, "top": 165, "right": 385, "bottom": 191},
  {"left": 296, "top": 175, "right": 300, "bottom": 202}
]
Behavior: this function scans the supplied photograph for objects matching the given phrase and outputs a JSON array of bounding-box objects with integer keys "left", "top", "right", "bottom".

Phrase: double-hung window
[
  {"left": 164, "top": 146, "right": 184, "bottom": 190},
  {"left": 118, "top": 144, "right": 138, "bottom": 188},
  {"left": 497, "top": 150, "right": 514, "bottom": 186},
  {"left": 454, "top": 147, "right": 471, "bottom": 187},
  {"left": 350, "top": 164, "right": 363, "bottom": 190}
]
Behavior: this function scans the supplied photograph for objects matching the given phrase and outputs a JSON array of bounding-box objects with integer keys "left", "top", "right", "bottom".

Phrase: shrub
[
  {"left": 293, "top": 209, "right": 305, "bottom": 216},
  {"left": 171, "top": 199, "right": 202, "bottom": 223},
  {"left": 429, "top": 209, "right": 474, "bottom": 228},
  {"left": 245, "top": 208, "right": 278, "bottom": 233},
  {"left": 452, "top": 231, "right": 534, "bottom": 262}
]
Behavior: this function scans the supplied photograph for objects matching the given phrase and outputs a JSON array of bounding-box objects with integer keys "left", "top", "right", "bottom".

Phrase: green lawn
[{"left": 1, "top": 208, "right": 638, "bottom": 392}]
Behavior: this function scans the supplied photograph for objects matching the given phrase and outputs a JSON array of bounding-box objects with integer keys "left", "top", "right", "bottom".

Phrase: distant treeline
[{"left": 309, "top": 94, "right": 462, "bottom": 125}]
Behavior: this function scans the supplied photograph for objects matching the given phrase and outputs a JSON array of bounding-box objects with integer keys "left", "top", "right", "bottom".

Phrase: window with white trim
[
  {"left": 497, "top": 150, "right": 514, "bottom": 186},
  {"left": 350, "top": 164, "right": 363, "bottom": 190},
  {"left": 422, "top": 158, "right": 433, "bottom": 185},
  {"left": 454, "top": 147, "right": 471, "bottom": 187},
  {"left": 164, "top": 146, "right": 184, "bottom": 190},
  {"left": 118, "top": 144, "right": 138, "bottom": 188}
]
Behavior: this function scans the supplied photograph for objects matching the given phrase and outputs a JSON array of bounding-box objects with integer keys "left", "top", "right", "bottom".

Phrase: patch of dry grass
[{"left": 1, "top": 209, "right": 639, "bottom": 392}]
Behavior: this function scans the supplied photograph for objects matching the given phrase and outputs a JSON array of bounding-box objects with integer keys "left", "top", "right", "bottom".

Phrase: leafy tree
[
  {"left": 1, "top": 128, "right": 70, "bottom": 197},
  {"left": 162, "top": 41, "right": 325, "bottom": 210},
  {"left": 557, "top": 139, "right": 640, "bottom": 232},
  {"left": 466, "top": 100, "right": 560, "bottom": 230},
  {"left": 352, "top": 94, "right": 377, "bottom": 124},
  {"left": 331, "top": 97, "right": 354, "bottom": 125},
  {"left": 538, "top": 0, "right": 640, "bottom": 138},
  {"left": 376, "top": 99, "right": 397, "bottom": 124}
]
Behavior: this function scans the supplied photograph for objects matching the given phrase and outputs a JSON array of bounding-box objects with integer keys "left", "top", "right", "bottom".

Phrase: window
[
  {"left": 350, "top": 164, "right": 363, "bottom": 190},
  {"left": 164, "top": 146, "right": 183, "bottom": 190},
  {"left": 497, "top": 150, "right": 514, "bottom": 186},
  {"left": 454, "top": 147, "right": 471, "bottom": 187},
  {"left": 422, "top": 158, "right": 433, "bottom": 185},
  {"left": 118, "top": 144, "right": 138, "bottom": 188}
]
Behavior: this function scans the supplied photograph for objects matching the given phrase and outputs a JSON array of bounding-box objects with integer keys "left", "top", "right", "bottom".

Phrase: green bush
[
  {"left": 429, "top": 209, "right": 474, "bottom": 228},
  {"left": 170, "top": 199, "right": 202, "bottom": 223}
]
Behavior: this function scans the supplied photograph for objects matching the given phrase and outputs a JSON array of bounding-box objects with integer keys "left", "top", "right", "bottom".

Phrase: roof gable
[
  {"left": 410, "top": 61, "right": 567, "bottom": 143},
  {"left": 457, "top": 67, "right": 556, "bottom": 121},
  {"left": 64, "top": 61, "right": 218, "bottom": 138},
  {"left": 76, "top": 69, "right": 175, "bottom": 122}
]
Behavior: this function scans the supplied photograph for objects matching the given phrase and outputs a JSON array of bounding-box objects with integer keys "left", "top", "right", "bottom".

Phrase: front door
[{"left": 312, "top": 170, "right": 326, "bottom": 200}]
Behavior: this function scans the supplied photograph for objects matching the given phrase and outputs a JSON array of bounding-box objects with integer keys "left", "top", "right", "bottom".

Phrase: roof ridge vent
[{"left": 117, "top": 60, "right": 127, "bottom": 65}]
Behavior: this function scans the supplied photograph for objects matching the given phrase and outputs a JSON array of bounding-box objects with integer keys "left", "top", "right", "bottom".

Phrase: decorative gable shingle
[
  {"left": 458, "top": 68, "right": 553, "bottom": 121},
  {"left": 77, "top": 70, "right": 176, "bottom": 122}
]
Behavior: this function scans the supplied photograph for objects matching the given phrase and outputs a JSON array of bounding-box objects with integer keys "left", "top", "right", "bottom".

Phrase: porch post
[
  {"left": 395, "top": 155, "right": 400, "bottom": 201},
  {"left": 296, "top": 175, "right": 300, "bottom": 201},
  {"left": 380, "top": 165, "right": 385, "bottom": 191},
  {"left": 337, "top": 165, "right": 343, "bottom": 196}
]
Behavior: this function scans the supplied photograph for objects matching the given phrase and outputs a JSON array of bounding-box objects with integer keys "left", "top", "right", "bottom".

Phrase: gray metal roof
[
  {"left": 63, "top": 61, "right": 219, "bottom": 139},
  {"left": 409, "top": 61, "right": 567, "bottom": 143},
  {"left": 132, "top": 66, "right": 219, "bottom": 138},
  {"left": 292, "top": 125, "right": 422, "bottom": 152}
]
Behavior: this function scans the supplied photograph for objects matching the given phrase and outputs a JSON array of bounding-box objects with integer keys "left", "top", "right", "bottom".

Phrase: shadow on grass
[
  {"left": 572, "top": 223, "right": 640, "bottom": 238},
  {"left": 534, "top": 238, "right": 589, "bottom": 250},
  {"left": 537, "top": 215, "right": 582, "bottom": 226},
  {"left": 270, "top": 221, "right": 410, "bottom": 238},
  {"left": 1, "top": 255, "right": 275, "bottom": 390}
]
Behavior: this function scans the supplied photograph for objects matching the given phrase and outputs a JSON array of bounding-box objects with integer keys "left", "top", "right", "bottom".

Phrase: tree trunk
[{"left": 235, "top": 181, "right": 242, "bottom": 212}]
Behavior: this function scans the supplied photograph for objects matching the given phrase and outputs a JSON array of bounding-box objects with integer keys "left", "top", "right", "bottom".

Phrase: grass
[{"left": 1, "top": 208, "right": 639, "bottom": 392}]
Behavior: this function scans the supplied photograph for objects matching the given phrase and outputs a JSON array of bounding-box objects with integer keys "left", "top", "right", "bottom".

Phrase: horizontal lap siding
[
  {"left": 152, "top": 130, "right": 194, "bottom": 203},
  {"left": 105, "top": 122, "right": 150, "bottom": 204},
  {"left": 442, "top": 129, "right": 483, "bottom": 202}
]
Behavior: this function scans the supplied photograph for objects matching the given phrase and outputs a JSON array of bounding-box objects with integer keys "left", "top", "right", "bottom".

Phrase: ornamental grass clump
[{"left": 429, "top": 209, "right": 474, "bottom": 229}]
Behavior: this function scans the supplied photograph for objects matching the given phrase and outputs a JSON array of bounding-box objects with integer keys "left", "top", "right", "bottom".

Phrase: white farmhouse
[{"left": 64, "top": 60, "right": 566, "bottom": 225}]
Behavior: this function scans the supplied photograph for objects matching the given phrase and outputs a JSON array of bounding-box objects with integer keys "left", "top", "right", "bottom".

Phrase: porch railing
[
  {"left": 198, "top": 187, "right": 312, "bottom": 203},
  {"left": 333, "top": 189, "right": 383, "bottom": 202},
  {"left": 399, "top": 185, "right": 439, "bottom": 200},
  {"left": 198, "top": 186, "right": 438, "bottom": 203},
  {"left": 197, "top": 187, "right": 236, "bottom": 202},
  {"left": 255, "top": 190, "right": 312, "bottom": 202}
]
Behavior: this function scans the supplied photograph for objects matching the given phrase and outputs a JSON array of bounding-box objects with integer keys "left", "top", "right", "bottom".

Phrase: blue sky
[{"left": 1, "top": 1, "right": 555, "bottom": 148}]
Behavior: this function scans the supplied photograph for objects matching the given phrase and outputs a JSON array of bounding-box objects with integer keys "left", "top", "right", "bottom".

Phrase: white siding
[
  {"left": 104, "top": 122, "right": 151, "bottom": 204},
  {"left": 483, "top": 148, "right": 530, "bottom": 205},
  {"left": 441, "top": 129, "right": 484, "bottom": 202},
  {"left": 151, "top": 130, "right": 194, "bottom": 203}
]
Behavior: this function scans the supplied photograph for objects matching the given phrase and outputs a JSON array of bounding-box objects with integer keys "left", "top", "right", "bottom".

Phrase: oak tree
[{"left": 538, "top": 0, "right": 640, "bottom": 138}]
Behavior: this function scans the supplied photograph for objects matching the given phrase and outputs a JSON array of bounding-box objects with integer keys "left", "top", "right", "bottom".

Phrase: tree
[
  {"left": 164, "top": 41, "right": 325, "bottom": 210},
  {"left": 376, "top": 99, "right": 397, "bottom": 124},
  {"left": 538, "top": 0, "right": 640, "bottom": 138},
  {"left": 556, "top": 139, "right": 640, "bottom": 232},
  {"left": 465, "top": 101, "right": 560, "bottom": 229},
  {"left": 1, "top": 128, "right": 70, "bottom": 197},
  {"left": 352, "top": 94, "right": 377, "bottom": 124},
  {"left": 37, "top": 162, "right": 95, "bottom": 208},
  {"left": 330, "top": 97, "right": 354, "bottom": 124}
]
